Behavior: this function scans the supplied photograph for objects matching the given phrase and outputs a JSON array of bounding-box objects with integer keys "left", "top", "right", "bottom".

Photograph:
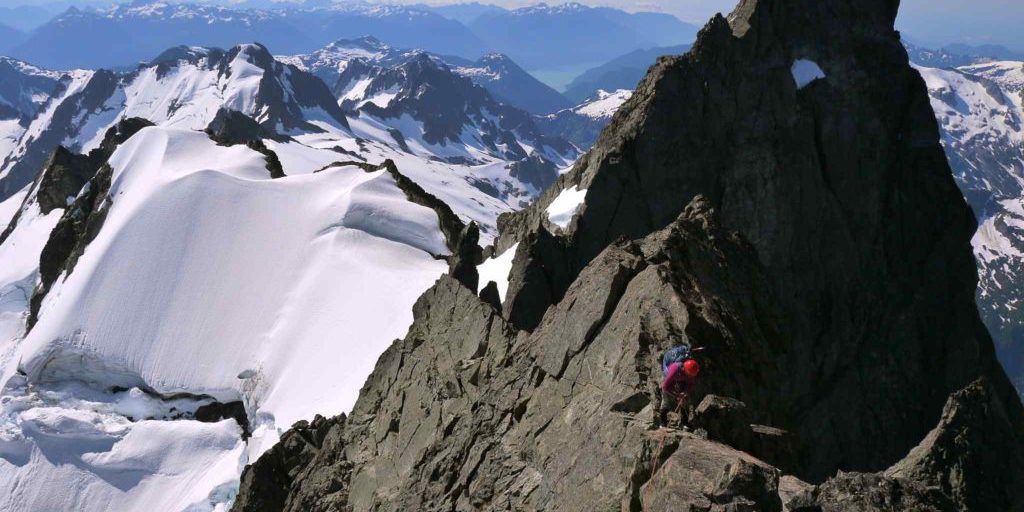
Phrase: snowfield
[
  {"left": 0, "top": 127, "right": 451, "bottom": 511},
  {"left": 478, "top": 242, "right": 519, "bottom": 302},
  {"left": 21, "top": 127, "right": 449, "bottom": 423},
  {"left": 573, "top": 89, "right": 632, "bottom": 120},
  {"left": 545, "top": 185, "right": 587, "bottom": 228}
]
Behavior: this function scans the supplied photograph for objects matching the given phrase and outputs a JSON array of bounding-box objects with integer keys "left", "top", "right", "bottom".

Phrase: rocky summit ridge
[{"left": 231, "top": 0, "right": 1024, "bottom": 510}]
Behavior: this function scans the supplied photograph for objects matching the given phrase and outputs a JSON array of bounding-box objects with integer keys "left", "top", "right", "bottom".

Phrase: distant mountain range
[
  {"left": 945, "top": 43, "right": 1024, "bottom": 62},
  {"left": 0, "top": 39, "right": 577, "bottom": 208},
  {"left": 0, "top": 24, "right": 25, "bottom": 54},
  {"left": 280, "top": 37, "right": 571, "bottom": 115},
  {"left": 563, "top": 44, "right": 690, "bottom": 102},
  {"left": 3, "top": 1, "right": 700, "bottom": 82},
  {"left": 0, "top": 4, "right": 58, "bottom": 32},
  {"left": 468, "top": 3, "right": 697, "bottom": 71},
  {"left": 9, "top": 2, "right": 487, "bottom": 70},
  {"left": 419, "top": 2, "right": 506, "bottom": 25}
]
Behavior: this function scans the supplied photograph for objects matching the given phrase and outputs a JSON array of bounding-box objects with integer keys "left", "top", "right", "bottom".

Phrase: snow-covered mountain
[
  {"left": 283, "top": 38, "right": 578, "bottom": 205},
  {"left": 0, "top": 40, "right": 577, "bottom": 511},
  {"left": 0, "top": 58, "right": 65, "bottom": 167},
  {"left": 282, "top": 37, "right": 570, "bottom": 115},
  {"left": 0, "top": 57, "right": 62, "bottom": 122},
  {"left": 535, "top": 88, "right": 632, "bottom": 148},
  {"left": 904, "top": 42, "right": 985, "bottom": 69},
  {"left": 916, "top": 60, "right": 1024, "bottom": 394},
  {"left": 0, "top": 115, "right": 459, "bottom": 511},
  {"left": 0, "top": 43, "right": 348, "bottom": 200}
]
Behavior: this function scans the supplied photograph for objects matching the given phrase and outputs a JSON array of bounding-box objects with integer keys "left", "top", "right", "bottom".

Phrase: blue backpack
[{"left": 662, "top": 345, "right": 692, "bottom": 374}]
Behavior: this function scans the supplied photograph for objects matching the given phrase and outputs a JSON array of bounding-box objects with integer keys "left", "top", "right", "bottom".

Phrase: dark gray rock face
[
  {"left": 707, "top": 459, "right": 782, "bottom": 512},
  {"left": 234, "top": 199, "right": 792, "bottom": 511},
  {"left": 886, "top": 378, "right": 1024, "bottom": 511},
  {"left": 785, "top": 378, "right": 1023, "bottom": 512},
  {"left": 232, "top": 414, "right": 346, "bottom": 512},
  {"left": 787, "top": 472, "right": 957, "bottom": 512},
  {"left": 205, "top": 109, "right": 287, "bottom": 179},
  {"left": 448, "top": 222, "right": 482, "bottom": 291},
  {"left": 31, "top": 147, "right": 95, "bottom": 216},
  {"left": 232, "top": 0, "right": 1024, "bottom": 509},
  {"left": 493, "top": 0, "right": 1024, "bottom": 480},
  {"left": 193, "top": 401, "right": 250, "bottom": 438}
]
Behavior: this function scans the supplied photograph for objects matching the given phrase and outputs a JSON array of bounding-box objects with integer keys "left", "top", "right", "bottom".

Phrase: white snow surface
[
  {"left": 574, "top": 89, "right": 632, "bottom": 120},
  {"left": 545, "top": 185, "right": 587, "bottom": 228},
  {"left": 791, "top": 59, "right": 826, "bottom": 89},
  {"left": 0, "top": 196, "right": 61, "bottom": 358},
  {"left": 974, "top": 203, "right": 1024, "bottom": 263},
  {"left": 20, "top": 127, "right": 448, "bottom": 417},
  {"left": 477, "top": 243, "right": 519, "bottom": 302},
  {"left": 0, "top": 185, "right": 27, "bottom": 230},
  {"left": 0, "top": 378, "right": 246, "bottom": 512},
  {"left": 0, "top": 127, "right": 451, "bottom": 511},
  {"left": 916, "top": 64, "right": 1024, "bottom": 147}
]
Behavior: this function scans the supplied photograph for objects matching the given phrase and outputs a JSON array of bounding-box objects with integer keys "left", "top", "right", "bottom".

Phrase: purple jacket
[{"left": 661, "top": 362, "right": 696, "bottom": 394}]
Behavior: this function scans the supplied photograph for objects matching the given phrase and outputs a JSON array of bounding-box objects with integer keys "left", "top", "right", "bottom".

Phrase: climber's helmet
[{"left": 683, "top": 359, "right": 700, "bottom": 378}]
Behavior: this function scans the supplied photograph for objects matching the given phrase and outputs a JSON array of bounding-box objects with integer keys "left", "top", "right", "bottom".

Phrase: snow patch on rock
[
  {"left": 545, "top": 185, "right": 587, "bottom": 228},
  {"left": 574, "top": 89, "right": 631, "bottom": 120},
  {"left": 478, "top": 242, "right": 518, "bottom": 302}
]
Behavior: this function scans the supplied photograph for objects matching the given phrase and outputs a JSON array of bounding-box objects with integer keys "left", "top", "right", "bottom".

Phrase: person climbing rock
[{"left": 659, "top": 345, "right": 700, "bottom": 428}]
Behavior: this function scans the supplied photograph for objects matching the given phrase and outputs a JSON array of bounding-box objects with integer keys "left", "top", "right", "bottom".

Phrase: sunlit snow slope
[{"left": 0, "top": 126, "right": 450, "bottom": 511}]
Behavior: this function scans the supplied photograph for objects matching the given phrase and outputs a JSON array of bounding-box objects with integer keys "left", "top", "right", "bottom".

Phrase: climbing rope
[{"left": 648, "top": 390, "right": 686, "bottom": 478}]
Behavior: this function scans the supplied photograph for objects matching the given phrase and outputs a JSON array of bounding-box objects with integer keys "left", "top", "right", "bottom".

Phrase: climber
[{"left": 659, "top": 345, "right": 701, "bottom": 427}]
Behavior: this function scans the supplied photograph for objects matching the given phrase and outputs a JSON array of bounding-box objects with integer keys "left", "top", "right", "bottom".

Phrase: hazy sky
[
  {"left": 416, "top": 0, "right": 1024, "bottom": 50},
  {"left": 14, "top": 0, "right": 1024, "bottom": 50}
]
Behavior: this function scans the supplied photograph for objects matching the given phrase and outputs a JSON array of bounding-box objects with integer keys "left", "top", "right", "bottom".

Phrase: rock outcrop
[
  {"left": 232, "top": 0, "right": 1024, "bottom": 510},
  {"left": 492, "top": 0, "right": 1023, "bottom": 480},
  {"left": 205, "top": 108, "right": 286, "bottom": 178},
  {"left": 234, "top": 197, "right": 792, "bottom": 511}
]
